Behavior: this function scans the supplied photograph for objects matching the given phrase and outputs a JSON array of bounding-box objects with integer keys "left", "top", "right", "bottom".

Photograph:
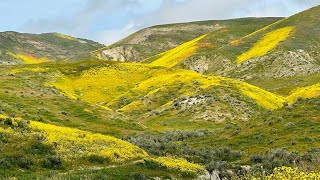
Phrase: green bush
[
  {"left": 42, "top": 156, "right": 64, "bottom": 170},
  {"left": 88, "top": 154, "right": 111, "bottom": 164},
  {"left": 24, "top": 141, "right": 56, "bottom": 155},
  {"left": 0, "top": 155, "right": 33, "bottom": 170},
  {"left": 0, "top": 133, "right": 8, "bottom": 143}
]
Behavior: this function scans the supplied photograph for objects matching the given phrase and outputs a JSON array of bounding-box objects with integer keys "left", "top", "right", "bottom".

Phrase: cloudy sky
[{"left": 0, "top": 0, "right": 319, "bottom": 45}]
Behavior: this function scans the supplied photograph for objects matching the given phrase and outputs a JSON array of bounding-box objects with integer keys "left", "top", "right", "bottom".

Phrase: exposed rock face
[{"left": 101, "top": 46, "right": 139, "bottom": 62}]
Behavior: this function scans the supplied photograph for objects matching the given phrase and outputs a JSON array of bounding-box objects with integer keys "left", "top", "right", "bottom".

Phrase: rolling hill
[
  {"left": 175, "top": 5, "right": 320, "bottom": 96},
  {"left": 93, "top": 17, "right": 282, "bottom": 62},
  {"left": 0, "top": 4, "right": 319, "bottom": 180},
  {"left": 0, "top": 32, "right": 103, "bottom": 65}
]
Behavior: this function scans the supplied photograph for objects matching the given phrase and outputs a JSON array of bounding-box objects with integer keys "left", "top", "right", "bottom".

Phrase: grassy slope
[
  {"left": 171, "top": 6, "right": 320, "bottom": 97},
  {"left": 202, "top": 5, "right": 320, "bottom": 64},
  {"left": 41, "top": 60, "right": 319, "bottom": 132},
  {"left": 0, "top": 62, "right": 141, "bottom": 136},
  {"left": 0, "top": 116, "right": 202, "bottom": 179},
  {"left": 0, "top": 32, "right": 103, "bottom": 64},
  {"left": 187, "top": 97, "right": 320, "bottom": 158},
  {"left": 95, "top": 17, "right": 281, "bottom": 62}
]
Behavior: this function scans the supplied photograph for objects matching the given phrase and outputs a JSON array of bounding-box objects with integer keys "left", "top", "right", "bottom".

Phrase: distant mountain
[
  {"left": 0, "top": 32, "right": 103, "bottom": 64},
  {"left": 94, "top": 17, "right": 281, "bottom": 62}
]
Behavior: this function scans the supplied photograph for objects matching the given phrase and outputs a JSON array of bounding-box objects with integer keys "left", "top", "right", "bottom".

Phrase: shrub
[
  {"left": 251, "top": 155, "right": 263, "bottom": 163},
  {"left": 25, "top": 142, "right": 56, "bottom": 155},
  {"left": 132, "top": 173, "right": 149, "bottom": 180},
  {"left": 88, "top": 154, "right": 111, "bottom": 164},
  {"left": 0, "top": 133, "right": 8, "bottom": 143},
  {"left": 43, "top": 156, "right": 64, "bottom": 169},
  {"left": 4, "top": 118, "right": 13, "bottom": 125},
  {"left": 0, "top": 155, "right": 33, "bottom": 170}
]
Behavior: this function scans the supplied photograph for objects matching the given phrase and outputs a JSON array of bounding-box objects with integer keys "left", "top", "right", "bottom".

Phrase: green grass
[{"left": 96, "top": 17, "right": 281, "bottom": 63}]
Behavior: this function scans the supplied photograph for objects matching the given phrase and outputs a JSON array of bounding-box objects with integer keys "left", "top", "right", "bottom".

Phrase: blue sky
[{"left": 0, "top": 0, "right": 319, "bottom": 45}]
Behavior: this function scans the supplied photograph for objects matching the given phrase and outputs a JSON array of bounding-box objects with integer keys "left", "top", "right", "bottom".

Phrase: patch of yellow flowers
[
  {"left": 254, "top": 166, "right": 320, "bottom": 180},
  {"left": 150, "top": 34, "right": 207, "bottom": 68},
  {"left": 234, "top": 81, "right": 286, "bottom": 110},
  {"left": 29, "top": 121, "right": 148, "bottom": 162},
  {"left": 230, "top": 18, "right": 287, "bottom": 46},
  {"left": 147, "top": 156, "right": 205, "bottom": 174},
  {"left": 287, "top": 84, "right": 320, "bottom": 103},
  {"left": 6, "top": 52, "right": 48, "bottom": 64},
  {"left": 50, "top": 63, "right": 172, "bottom": 104},
  {"left": 237, "top": 26, "right": 294, "bottom": 63}
]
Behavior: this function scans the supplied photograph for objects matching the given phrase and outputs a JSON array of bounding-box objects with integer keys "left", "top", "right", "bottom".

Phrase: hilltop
[
  {"left": 94, "top": 17, "right": 282, "bottom": 62},
  {"left": 0, "top": 32, "right": 103, "bottom": 65}
]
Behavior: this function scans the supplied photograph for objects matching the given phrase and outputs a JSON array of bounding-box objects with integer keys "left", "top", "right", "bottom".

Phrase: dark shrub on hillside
[
  {"left": 25, "top": 142, "right": 56, "bottom": 155},
  {"left": 17, "top": 156, "right": 33, "bottom": 169},
  {"left": 132, "top": 173, "right": 149, "bottom": 180},
  {"left": 251, "top": 155, "right": 263, "bottom": 163},
  {"left": 17, "top": 120, "right": 29, "bottom": 129},
  {"left": 88, "top": 154, "right": 111, "bottom": 164},
  {"left": 4, "top": 118, "right": 13, "bottom": 125},
  {"left": 0, "top": 155, "right": 33, "bottom": 170},
  {"left": 0, "top": 133, "right": 8, "bottom": 143},
  {"left": 43, "top": 156, "right": 63, "bottom": 169}
]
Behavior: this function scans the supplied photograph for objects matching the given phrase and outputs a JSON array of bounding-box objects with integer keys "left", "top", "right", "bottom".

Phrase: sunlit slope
[
  {"left": 287, "top": 84, "right": 320, "bottom": 103},
  {"left": 51, "top": 61, "right": 320, "bottom": 110},
  {"left": 50, "top": 63, "right": 177, "bottom": 105},
  {"left": 148, "top": 34, "right": 207, "bottom": 67},
  {"left": 29, "top": 120, "right": 148, "bottom": 162},
  {"left": 236, "top": 26, "right": 294, "bottom": 63},
  {"left": 95, "top": 17, "right": 281, "bottom": 63},
  {"left": 50, "top": 63, "right": 287, "bottom": 113},
  {"left": 175, "top": 6, "right": 320, "bottom": 81},
  {"left": 109, "top": 70, "right": 287, "bottom": 113},
  {"left": 0, "top": 114, "right": 205, "bottom": 178},
  {"left": 230, "top": 5, "right": 320, "bottom": 63}
]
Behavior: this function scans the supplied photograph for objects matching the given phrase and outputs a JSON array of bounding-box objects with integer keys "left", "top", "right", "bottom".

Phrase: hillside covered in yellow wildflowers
[{"left": 0, "top": 4, "right": 319, "bottom": 180}]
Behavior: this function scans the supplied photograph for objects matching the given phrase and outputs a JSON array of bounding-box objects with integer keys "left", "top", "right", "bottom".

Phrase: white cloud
[
  {"left": 94, "top": 22, "right": 140, "bottom": 45},
  {"left": 19, "top": 0, "right": 320, "bottom": 44}
]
